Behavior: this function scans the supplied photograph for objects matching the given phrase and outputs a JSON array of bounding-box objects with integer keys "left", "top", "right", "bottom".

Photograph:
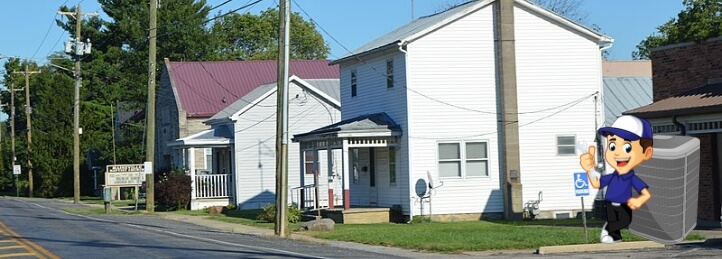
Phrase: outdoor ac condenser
[{"left": 629, "top": 134, "right": 700, "bottom": 245}]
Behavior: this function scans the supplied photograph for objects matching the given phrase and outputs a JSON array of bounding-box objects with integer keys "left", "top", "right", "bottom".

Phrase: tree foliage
[
  {"left": 1, "top": 1, "right": 329, "bottom": 197},
  {"left": 633, "top": 0, "right": 722, "bottom": 60},
  {"left": 210, "top": 8, "right": 329, "bottom": 60}
]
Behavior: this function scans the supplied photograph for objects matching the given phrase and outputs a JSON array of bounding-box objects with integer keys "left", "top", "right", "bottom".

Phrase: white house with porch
[
  {"left": 294, "top": 0, "right": 612, "bottom": 221},
  {"left": 171, "top": 76, "right": 341, "bottom": 210}
]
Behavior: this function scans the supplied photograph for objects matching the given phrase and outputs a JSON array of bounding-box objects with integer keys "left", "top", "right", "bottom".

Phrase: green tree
[
  {"left": 210, "top": 7, "right": 330, "bottom": 60},
  {"left": 633, "top": 0, "right": 722, "bottom": 60}
]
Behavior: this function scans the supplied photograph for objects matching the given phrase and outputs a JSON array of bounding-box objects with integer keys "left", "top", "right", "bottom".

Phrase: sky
[{"left": 0, "top": 0, "right": 686, "bottom": 62}]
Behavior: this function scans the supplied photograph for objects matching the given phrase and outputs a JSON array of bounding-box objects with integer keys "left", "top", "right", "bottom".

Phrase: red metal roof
[{"left": 167, "top": 60, "right": 338, "bottom": 118}]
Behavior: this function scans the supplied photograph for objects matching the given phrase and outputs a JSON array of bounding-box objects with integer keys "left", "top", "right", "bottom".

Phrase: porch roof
[
  {"left": 292, "top": 112, "right": 402, "bottom": 142},
  {"left": 625, "top": 82, "right": 722, "bottom": 119},
  {"left": 168, "top": 128, "right": 233, "bottom": 147}
]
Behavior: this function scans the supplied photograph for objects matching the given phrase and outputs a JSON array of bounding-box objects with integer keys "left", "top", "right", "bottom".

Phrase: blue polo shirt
[{"left": 600, "top": 170, "right": 648, "bottom": 203}]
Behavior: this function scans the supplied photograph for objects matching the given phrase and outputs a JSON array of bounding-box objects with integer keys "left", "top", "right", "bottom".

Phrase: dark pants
[{"left": 606, "top": 201, "right": 632, "bottom": 241}]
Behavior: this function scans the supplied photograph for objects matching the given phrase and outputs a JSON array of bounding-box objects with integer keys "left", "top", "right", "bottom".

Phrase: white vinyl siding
[
  {"left": 514, "top": 5, "right": 602, "bottom": 211},
  {"left": 233, "top": 80, "right": 341, "bottom": 209},
  {"left": 405, "top": 5, "right": 502, "bottom": 215}
]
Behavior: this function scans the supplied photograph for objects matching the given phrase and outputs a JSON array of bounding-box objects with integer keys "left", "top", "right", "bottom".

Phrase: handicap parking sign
[{"left": 574, "top": 172, "right": 589, "bottom": 196}]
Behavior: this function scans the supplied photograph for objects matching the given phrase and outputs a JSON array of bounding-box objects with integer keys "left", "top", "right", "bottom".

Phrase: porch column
[
  {"left": 299, "top": 147, "right": 305, "bottom": 210},
  {"left": 342, "top": 139, "right": 350, "bottom": 210},
  {"left": 189, "top": 147, "right": 196, "bottom": 201},
  {"left": 327, "top": 142, "right": 334, "bottom": 208}
]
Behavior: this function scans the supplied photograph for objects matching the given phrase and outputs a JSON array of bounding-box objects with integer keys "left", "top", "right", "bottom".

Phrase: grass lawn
[
  {"left": 57, "top": 196, "right": 145, "bottom": 207},
  {"left": 304, "top": 219, "right": 705, "bottom": 252},
  {"left": 174, "top": 209, "right": 303, "bottom": 230}
]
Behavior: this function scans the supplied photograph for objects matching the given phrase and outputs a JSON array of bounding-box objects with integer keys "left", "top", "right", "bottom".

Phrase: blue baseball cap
[{"left": 598, "top": 115, "right": 653, "bottom": 141}]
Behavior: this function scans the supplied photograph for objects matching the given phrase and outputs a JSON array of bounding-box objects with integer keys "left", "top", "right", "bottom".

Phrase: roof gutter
[
  {"left": 329, "top": 42, "right": 400, "bottom": 65},
  {"left": 672, "top": 115, "right": 687, "bottom": 136}
]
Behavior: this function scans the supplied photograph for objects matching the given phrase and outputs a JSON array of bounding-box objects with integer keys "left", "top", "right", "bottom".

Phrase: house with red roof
[{"left": 157, "top": 59, "right": 339, "bottom": 209}]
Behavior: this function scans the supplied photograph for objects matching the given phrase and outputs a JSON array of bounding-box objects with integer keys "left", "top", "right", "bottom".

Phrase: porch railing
[
  {"left": 291, "top": 184, "right": 328, "bottom": 210},
  {"left": 195, "top": 174, "right": 230, "bottom": 198}
]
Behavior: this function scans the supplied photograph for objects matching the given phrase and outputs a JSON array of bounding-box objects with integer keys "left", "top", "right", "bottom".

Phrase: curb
[{"left": 537, "top": 241, "right": 664, "bottom": 255}]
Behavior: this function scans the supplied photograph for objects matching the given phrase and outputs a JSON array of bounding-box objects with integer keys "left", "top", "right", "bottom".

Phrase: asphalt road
[{"left": 0, "top": 196, "right": 406, "bottom": 259}]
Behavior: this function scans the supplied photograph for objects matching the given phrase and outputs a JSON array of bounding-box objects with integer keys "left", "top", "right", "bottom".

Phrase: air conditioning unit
[{"left": 629, "top": 134, "right": 700, "bottom": 245}]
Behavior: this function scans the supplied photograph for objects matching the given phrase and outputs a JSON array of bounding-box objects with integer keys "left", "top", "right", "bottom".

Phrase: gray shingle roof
[
  {"left": 625, "top": 82, "right": 722, "bottom": 118},
  {"left": 293, "top": 112, "right": 401, "bottom": 141},
  {"left": 603, "top": 77, "right": 653, "bottom": 126}
]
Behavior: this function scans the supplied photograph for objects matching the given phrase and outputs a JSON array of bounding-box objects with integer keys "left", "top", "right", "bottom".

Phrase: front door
[{"left": 369, "top": 147, "right": 378, "bottom": 206}]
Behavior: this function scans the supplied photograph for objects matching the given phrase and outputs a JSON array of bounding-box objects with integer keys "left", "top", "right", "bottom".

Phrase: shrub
[
  {"left": 155, "top": 170, "right": 191, "bottom": 211},
  {"left": 256, "top": 204, "right": 302, "bottom": 223}
]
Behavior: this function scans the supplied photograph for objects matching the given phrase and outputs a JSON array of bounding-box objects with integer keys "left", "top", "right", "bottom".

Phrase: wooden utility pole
[
  {"left": 111, "top": 103, "right": 117, "bottom": 164},
  {"left": 13, "top": 64, "right": 41, "bottom": 197},
  {"left": 59, "top": 5, "right": 97, "bottom": 204},
  {"left": 274, "top": 0, "right": 291, "bottom": 238},
  {"left": 145, "top": 0, "right": 158, "bottom": 212},
  {"left": 9, "top": 83, "right": 23, "bottom": 196}
]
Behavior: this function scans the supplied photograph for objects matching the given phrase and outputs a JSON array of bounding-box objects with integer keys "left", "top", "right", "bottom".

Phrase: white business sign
[
  {"left": 12, "top": 165, "right": 21, "bottom": 175},
  {"left": 105, "top": 172, "right": 144, "bottom": 186},
  {"left": 107, "top": 164, "right": 145, "bottom": 173}
]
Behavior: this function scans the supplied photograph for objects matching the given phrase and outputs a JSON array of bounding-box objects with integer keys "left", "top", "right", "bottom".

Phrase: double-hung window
[
  {"left": 351, "top": 69, "right": 357, "bottom": 97},
  {"left": 557, "top": 135, "right": 576, "bottom": 155},
  {"left": 438, "top": 141, "right": 489, "bottom": 178},
  {"left": 386, "top": 59, "right": 394, "bottom": 88}
]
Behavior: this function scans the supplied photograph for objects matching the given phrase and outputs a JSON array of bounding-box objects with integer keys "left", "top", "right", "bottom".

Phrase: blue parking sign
[{"left": 574, "top": 172, "right": 589, "bottom": 196}]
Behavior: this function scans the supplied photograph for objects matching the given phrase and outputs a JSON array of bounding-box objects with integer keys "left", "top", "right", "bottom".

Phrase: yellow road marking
[
  {"left": 0, "top": 245, "right": 23, "bottom": 250},
  {"left": 0, "top": 220, "right": 59, "bottom": 259},
  {"left": 0, "top": 253, "right": 36, "bottom": 258}
]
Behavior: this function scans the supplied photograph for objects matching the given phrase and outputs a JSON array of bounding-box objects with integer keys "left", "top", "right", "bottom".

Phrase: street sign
[
  {"left": 12, "top": 165, "right": 21, "bottom": 175},
  {"left": 574, "top": 172, "right": 589, "bottom": 196}
]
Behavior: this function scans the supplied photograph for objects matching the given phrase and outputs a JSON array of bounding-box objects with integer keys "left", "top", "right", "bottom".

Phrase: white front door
[{"left": 369, "top": 147, "right": 378, "bottom": 206}]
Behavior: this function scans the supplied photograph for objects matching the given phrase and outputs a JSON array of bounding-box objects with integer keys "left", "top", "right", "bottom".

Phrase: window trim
[
  {"left": 556, "top": 135, "right": 577, "bottom": 156},
  {"left": 437, "top": 140, "right": 490, "bottom": 179},
  {"left": 350, "top": 69, "right": 357, "bottom": 97},
  {"left": 386, "top": 59, "right": 394, "bottom": 88}
]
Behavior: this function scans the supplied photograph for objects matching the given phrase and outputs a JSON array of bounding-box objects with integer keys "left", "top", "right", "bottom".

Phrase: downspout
[
  {"left": 398, "top": 40, "right": 414, "bottom": 223},
  {"left": 672, "top": 115, "right": 687, "bottom": 136}
]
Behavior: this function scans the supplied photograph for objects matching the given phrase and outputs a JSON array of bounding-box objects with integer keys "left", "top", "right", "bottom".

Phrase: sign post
[
  {"left": 13, "top": 165, "right": 21, "bottom": 197},
  {"left": 574, "top": 172, "right": 590, "bottom": 243}
]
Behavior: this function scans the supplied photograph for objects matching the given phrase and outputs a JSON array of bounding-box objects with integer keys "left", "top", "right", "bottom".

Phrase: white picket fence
[{"left": 195, "top": 174, "right": 230, "bottom": 198}]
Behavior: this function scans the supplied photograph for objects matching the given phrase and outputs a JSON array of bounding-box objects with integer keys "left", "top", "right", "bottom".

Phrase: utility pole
[
  {"left": 59, "top": 5, "right": 97, "bottom": 204},
  {"left": 145, "top": 0, "right": 158, "bottom": 213},
  {"left": 13, "top": 64, "right": 41, "bottom": 197},
  {"left": 9, "top": 83, "right": 23, "bottom": 196},
  {"left": 274, "top": 0, "right": 291, "bottom": 238}
]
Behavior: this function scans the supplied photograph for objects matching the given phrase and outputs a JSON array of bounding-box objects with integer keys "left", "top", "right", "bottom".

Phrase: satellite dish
[
  {"left": 427, "top": 171, "right": 438, "bottom": 188},
  {"left": 415, "top": 178, "right": 428, "bottom": 198}
]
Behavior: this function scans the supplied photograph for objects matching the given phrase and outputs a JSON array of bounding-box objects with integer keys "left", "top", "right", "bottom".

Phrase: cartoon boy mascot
[{"left": 580, "top": 115, "right": 654, "bottom": 244}]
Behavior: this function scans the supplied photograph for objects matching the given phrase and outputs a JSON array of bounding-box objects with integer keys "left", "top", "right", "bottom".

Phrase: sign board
[
  {"left": 144, "top": 161, "right": 153, "bottom": 174},
  {"left": 107, "top": 164, "right": 145, "bottom": 173},
  {"left": 105, "top": 164, "right": 145, "bottom": 187},
  {"left": 105, "top": 172, "right": 144, "bottom": 186},
  {"left": 12, "top": 165, "right": 21, "bottom": 175},
  {"left": 574, "top": 172, "right": 590, "bottom": 196}
]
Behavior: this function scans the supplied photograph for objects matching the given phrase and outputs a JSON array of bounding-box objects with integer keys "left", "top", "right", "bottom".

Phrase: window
[
  {"left": 204, "top": 148, "right": 213, "bottom": 171},
  {"left": 389, "top": 147, "right": 396, "bottom": 185},
  {"left": 438, "top": 143, "right": 461, "bottom": 177},
  {"left": 351, "top": 70, "right": 357, "bottom": 97},
  {"left": 557, "top": 136, "right": 576, "bottom": 155},
  {"left": 304, "top": 151, "right": 315, "bottom": 175},
  {"left": 465, "top": 142, "right": 488, "bottom": 177},
  {"left": 386, "top": 59, "right": 394, "bottom": 88},
  {"left": 438, "top": 141, "right": 489, "bottom": 178}
]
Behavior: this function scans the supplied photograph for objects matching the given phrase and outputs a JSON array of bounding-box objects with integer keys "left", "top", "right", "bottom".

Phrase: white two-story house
[{"left": 294, "top": 0, "right": 612, "bottom": 221}]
